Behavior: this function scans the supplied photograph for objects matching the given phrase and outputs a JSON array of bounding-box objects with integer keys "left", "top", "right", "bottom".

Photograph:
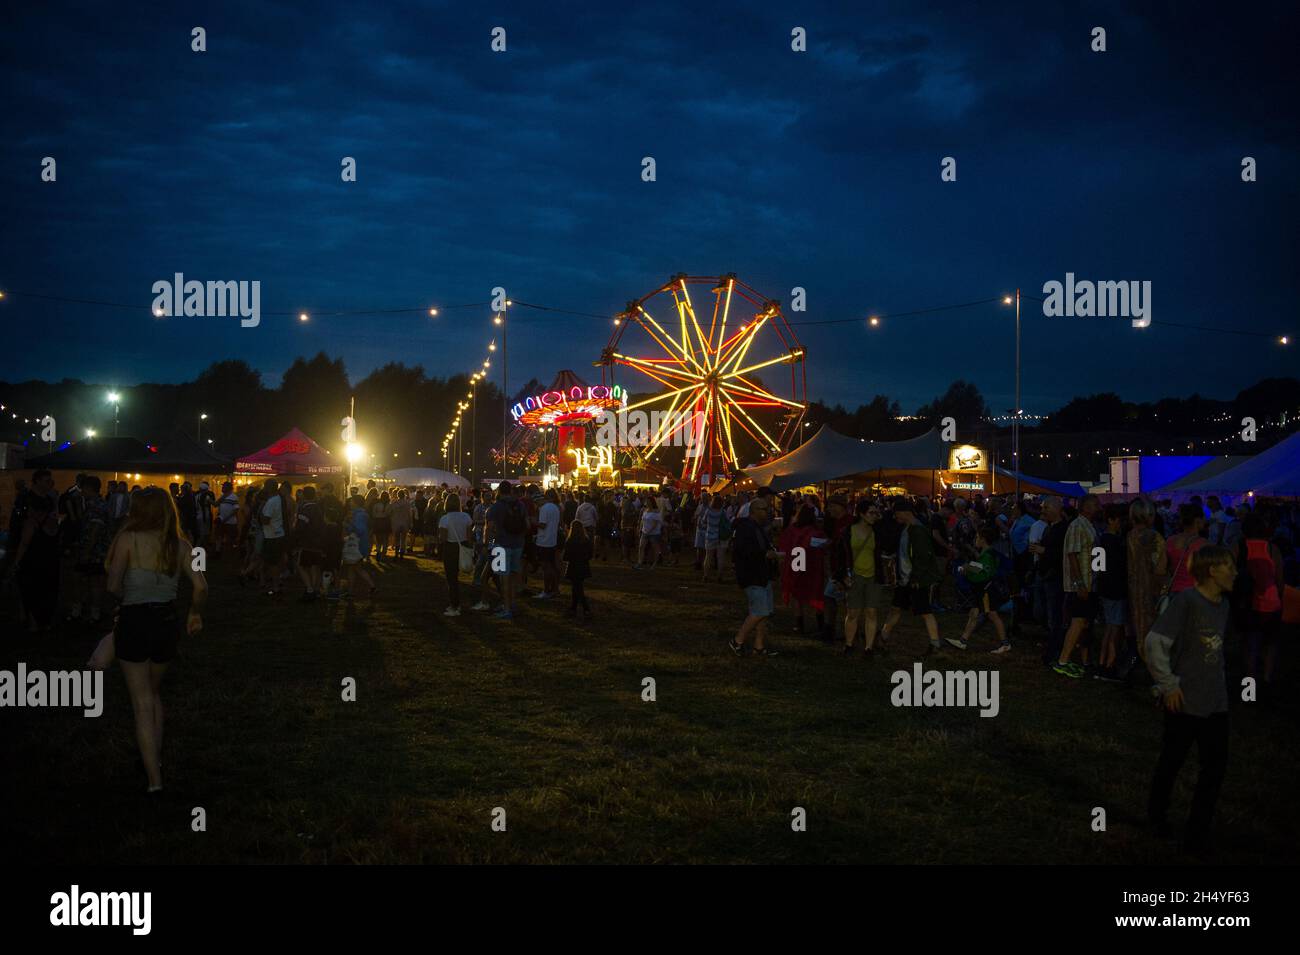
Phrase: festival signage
[
  {"left": 567, "top": 445, "right": 619, "bottom": 482},
  {"left": 949, "top": 445, "right": 985, "bottom": 471},
  {"left": 511, "top": 384, "right": 627, "bottom": 427}
]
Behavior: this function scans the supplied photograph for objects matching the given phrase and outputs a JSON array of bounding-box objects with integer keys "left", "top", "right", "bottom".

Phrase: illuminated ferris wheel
[{"left": 599, "top": 273, "right": 807, "bottom": 485}]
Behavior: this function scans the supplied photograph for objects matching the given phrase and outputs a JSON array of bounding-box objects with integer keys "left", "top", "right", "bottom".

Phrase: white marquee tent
[{"left": 383, "top": 467, "right": 471, "bottom": 489}]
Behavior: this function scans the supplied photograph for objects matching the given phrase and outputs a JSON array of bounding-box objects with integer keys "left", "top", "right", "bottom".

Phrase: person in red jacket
[
  {"left": 1236, "top": 514, "right": 1284, "bottom": 689},
  {"left": 778, "top": 504, "right": 826, "bottom": 635}
]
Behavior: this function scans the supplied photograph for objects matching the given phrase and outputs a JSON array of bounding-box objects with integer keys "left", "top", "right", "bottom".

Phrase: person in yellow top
[{"left": 843, "top": 501, "right": 884, "bottom": 656}]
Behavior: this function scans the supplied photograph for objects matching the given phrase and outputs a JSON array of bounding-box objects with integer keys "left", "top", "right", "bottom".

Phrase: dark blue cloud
[{"left": 1, "top": 0, "right": 1296, "bottom": 416}]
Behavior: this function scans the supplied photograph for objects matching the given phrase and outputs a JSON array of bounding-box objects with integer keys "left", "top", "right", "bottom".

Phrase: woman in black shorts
[{"left": 105, "top": 487, "right": 207, "bottom": 793}]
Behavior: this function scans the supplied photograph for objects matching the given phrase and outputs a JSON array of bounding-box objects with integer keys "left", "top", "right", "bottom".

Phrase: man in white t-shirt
[
  {"left": 438, "top": 496, "right": 474, "bottom": 615},
  {"left": 636, "top": 499, "right": 664, "bottom": 568},
  {"left": 534, "top": 489, "right": 562, "bottom": 598},
  {"left": 215, "top": 481, "right": 241, "bottom": 556},
  {"left": 575, "top": 496, "right": 597, "bottom": 531},
  {"left": 259, "top": 479, "right": 287, "bottom": 594},
  {"left": 262, "top": 486, "right": 285, "bottom": 538},
  {"left": 737, "top": 487, "right": 773, "bottom": 521},
  {"left": 1027, "top": 514, "right": 1048, "bottom": 560}
]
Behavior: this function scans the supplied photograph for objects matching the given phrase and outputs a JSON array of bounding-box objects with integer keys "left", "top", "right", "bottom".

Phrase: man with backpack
[
  {"left": 728, "top": 496, "right": 780, "bottom": 657},
  {"left": 57, "top": 472, "right": 86, "bottom": 553},
  {"left": 195, "top": 481, "right": 216, "bottom": 547},
  {"left": 294, "top": 485, "right": 327, "bottom": 602},
  {"left": 318, "top": 483, "right": 345, "bottom": 591},
  {"left": 485, "top": 481, "right": 527, "bottom": 620},
  {"left": 947, "top": 524, "right": 1010, "bottom": 653},
  {"left": 71, "top": 475, "right": 110, "bottom": 623}
]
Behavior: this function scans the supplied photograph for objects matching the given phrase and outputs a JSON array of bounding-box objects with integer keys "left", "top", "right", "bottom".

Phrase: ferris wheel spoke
[
  {"left": 715, "top": 315, "right": 757, "bottom": 362},
  {"left": 705, "top": 283, "right": 723, "bottom": 358},
  {"left": 720, "top": 389, "right": 783, "bottom": 454},
  {"left": 718, "top": 392, "right": 739, "bottom": 471},
  {"left": 613, "top": 352, "right": 701, "bottom": 384},
  {"left": 636, "top": 305, "right": 707, "bottom": 376},
  {"left": 643, "top": 384, "right": 701, "bottom": 456},
  {"left": 716, "top": 394, "right": 765, "bottom": 447},
  {"left": 676, "top": 280, "right": 713, "bottom": 363},
  {"left": 621, "top": 380, "right": 702, "bottom": 414},
  {"left": 687, "top": 399, "right": 715, "bottom": 483},
  {"left": 630, "top": 312, "right": 695, "bottom": 371},
  {"left": 727, "top": 350, "right": 802, "bottom": 380},
  {"left": 629, "top": 366, "right": 685, "bottom": 391},
  {"left": 708, "top": 277, "right": 735, "bottom": 369},
  {"left": 724, "top": 377, "right": 807, "bottom": 410},
  {"left": 671, "top": 291, "right": 695, "bottom": 368},
  {"left": 717, "top": 314, "right": 770, "bottom": 374}
]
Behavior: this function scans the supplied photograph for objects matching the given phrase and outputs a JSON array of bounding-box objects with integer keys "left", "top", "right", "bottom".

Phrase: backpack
[
  {"left": 295, "top": 501, "right": 325, "bottom": 550},
  {"left": 77, "top": 498, "right": 110, "bottom": 566},
  {"left": 718, "top": 511, "right": 733, "bottom": 542},
  {"left": 501, "top": 499, "right": 526, "bottom": 536},
  {"left": 58, "top": 489, "right": 84, "bottom": 548}
]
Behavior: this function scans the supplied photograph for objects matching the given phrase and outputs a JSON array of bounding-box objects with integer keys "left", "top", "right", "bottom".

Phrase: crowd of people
[{"left": 3, "top": 470, "right": 1296, "bottom": 848}]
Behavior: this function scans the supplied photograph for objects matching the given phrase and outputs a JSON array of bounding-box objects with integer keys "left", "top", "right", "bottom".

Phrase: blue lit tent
[
  {"left": 990, "top": 466, "right": 1086, "bottom": 499},
  {"left": 1168, "top": 431, "right": 1300, "bottom": 498},
  {"left": 1147, "top": 456, "right": 1250, "bottom": 494}
]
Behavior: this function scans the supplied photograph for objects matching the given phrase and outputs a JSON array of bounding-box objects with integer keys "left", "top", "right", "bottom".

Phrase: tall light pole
[
  {"left": 495, "top": 302, "right": 511, "bottom": 477},
  {"left": 198, "top": 412, "right": 208, "bottom": 444},
  {"left": 107, "top": 391, "right": 120, "bottom": 436},
  {"left": 1002, "top": 290, "right": 1021, "bottom": 502},
  {"left": 470, "top": 372, "right": 479, "bottom": 483},
  {"left": 347, "top": 396, "right": 355, "bottom": 492},
  {"left": 454, "top": 403, "right": 465, "bottom": 474}
]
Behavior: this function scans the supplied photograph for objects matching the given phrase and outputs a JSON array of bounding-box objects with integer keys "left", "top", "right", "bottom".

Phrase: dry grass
[{"left": 3, "top": 551, "right": 1297, "bottom": 864}]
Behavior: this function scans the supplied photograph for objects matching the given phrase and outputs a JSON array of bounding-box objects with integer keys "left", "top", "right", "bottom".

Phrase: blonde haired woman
[
  {"left": 105, "top": 487, "right": 207, "bottom": 793},
  {"left": 1126, "top": 497, "right": 1167, "bottom": 661}
]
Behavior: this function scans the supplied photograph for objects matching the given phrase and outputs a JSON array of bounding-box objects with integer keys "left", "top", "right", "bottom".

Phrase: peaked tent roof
[
  {"left": 122, "top": 428, "right": 234, "bottom": 473},
  {"left": 511, "top": 370, "right": 589, "bottom": 406},
  {"left": 1171, "top": 432, "right": 1300, "bottom": 496},
  {"left": 743, "top": 425, "right": 947, "bottom": 492},
  {"left": 235, "top": 427, "right": 342, "bottom": 475},
  {"left": 24, "top": 436, "right": 155, "bottom": 471},
  {"left": 549, "top": 369, "right": 588, "bottom": 392},
  {"left": 1149, "top": 455, "right": 1251, "bottom": 493}
]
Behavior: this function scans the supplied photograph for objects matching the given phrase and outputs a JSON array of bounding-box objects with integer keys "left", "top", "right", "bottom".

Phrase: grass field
[{"left": 4, "top": 550, "right": 1298, "bottom": 864}]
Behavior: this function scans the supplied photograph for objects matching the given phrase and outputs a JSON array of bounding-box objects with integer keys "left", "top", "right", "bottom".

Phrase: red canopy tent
[{"left": 235, "top": 427, "right": 343, "bottom": 476}]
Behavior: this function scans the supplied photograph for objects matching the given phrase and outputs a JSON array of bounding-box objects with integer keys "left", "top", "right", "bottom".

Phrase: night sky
[{"left": 2, "top": 1, "right": 1296, "bottom": 415}]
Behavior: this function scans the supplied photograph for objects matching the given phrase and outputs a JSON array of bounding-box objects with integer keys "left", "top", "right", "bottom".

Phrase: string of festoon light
[
  {"left": 0, "top": 283, "right": 1291, "bottom": 343},
  {"left": 0, "top": 399, "right": 51, "bottom": 439},
  {"left": 439, "top": 339, "right": 496, "bottom": 471}
]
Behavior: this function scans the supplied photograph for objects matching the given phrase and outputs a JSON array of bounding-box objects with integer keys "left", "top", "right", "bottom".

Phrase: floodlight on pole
[{"left": 107, "top": 391, "right": 121, "bottom": 436}]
